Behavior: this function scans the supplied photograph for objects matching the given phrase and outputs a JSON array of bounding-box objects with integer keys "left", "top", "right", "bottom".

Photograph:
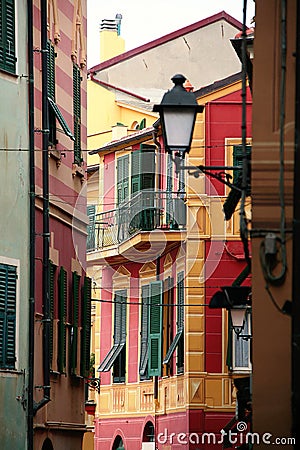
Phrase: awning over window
[
  {"left": 48, "top": 97, "right": 75, "bottom": 141},
  {"left": 97, "top": 342, "right": 125, "bottom": 372}
]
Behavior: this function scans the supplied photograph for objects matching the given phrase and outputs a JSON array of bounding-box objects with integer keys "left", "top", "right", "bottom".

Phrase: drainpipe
[
  {"left": 34, "top": 0, "right": 51, "bottom": 413},
  {"left": 292, "top": 1, "right": 300, "bottom": 444},
  {"left": 27, "top": 0, "right": 35, "bottom": 446}
]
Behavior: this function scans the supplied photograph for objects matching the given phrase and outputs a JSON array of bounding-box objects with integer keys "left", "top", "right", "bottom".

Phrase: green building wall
[{"left": 0, "top": 0, "right": 30, "bottom": 448}]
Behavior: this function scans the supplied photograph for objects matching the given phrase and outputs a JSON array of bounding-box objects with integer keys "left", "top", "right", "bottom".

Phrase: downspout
[
  {"left": 34, "top": 0, "right": 51, "bottom": 413},
  {"left": 27, "top": 0, "right": 35, "bottom": 446},
  {"left": 292, "top": 0, "right": 300, "bottom": 444}
]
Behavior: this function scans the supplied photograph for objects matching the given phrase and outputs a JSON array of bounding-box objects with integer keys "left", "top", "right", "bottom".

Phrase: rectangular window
[
  {"left": 227, "top": 310, "right": 251, "bottom": 373},
  {"left": 70, "top": 271, "right": 80, "bottom": 375},
  {"left": 130, "top": 146, "right": 156, "bottom": 231},
  {"left": 98, "top": 290, "right": 127, "bottom": 383},
  {"left": 162, "top": 277, "right": 174, "bottom": 377},
  {"left": 139, "top": 284, "right": 150, "bottom": 380},
  {"left": 0, "top": 263, "right": 17, "bottom": 369},
  {"left": 0, "top": 0, "right": 16, "bottom": 74},
  {"left": 73, "top": 63, "right": 82, "bottom": 165},
  {"left": 163, "top": 271, "right": 184, "bottom": 374},
  {"left": 148, "top": 281, "right": 163, "bottom": 377},
  {"left": 47, "top": 41, "right": 74, "bottom": 147},
  {"left": 223, "top": 145, "right": 252, "bottom": 221},
  {"left": 80, "top": 276, "right": 92, "bottom": 378},
  {"left": 232, "top": 311, "right": 251, "bottom": 371},
  {"left": 58, "top": 266, "right": 67, "bottom": 373}
]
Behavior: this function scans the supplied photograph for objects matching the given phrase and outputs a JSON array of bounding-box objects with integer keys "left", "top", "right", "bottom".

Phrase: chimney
[{"left": 99, "top": 13, "right": 125, "bottom": 62}]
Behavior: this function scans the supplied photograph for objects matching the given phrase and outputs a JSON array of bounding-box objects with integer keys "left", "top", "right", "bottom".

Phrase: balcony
[{"left": 87, "top": 191, "right": 186, "bottom": 262}]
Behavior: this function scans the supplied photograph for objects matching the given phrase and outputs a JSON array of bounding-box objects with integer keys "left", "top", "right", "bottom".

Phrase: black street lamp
[
  {"left": 153, "top": 74, "right": 204, "bottom": 155},
  {"left": 209, "top": 285, "right": 251, "bottom": 337}
]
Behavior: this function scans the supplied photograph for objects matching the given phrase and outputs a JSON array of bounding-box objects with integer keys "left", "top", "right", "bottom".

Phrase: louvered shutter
[
  {"left": 0, "top": 264, "right": 17, "bottom": 368},
  {"left": 70, "top": 272, "right": 80, "bottom": 374},
  {"left": 47, "top": 40, "right": 55, "bottom": 100},
  {"left": 73, "top": 64, "right": 82, "bottom": 165},
  {"left": 148, "top": 281, "right": 162, "bottom": 377},
  {"left": 87, "top": 205, "right": 96, "bottom": 251},
  {"left": 58, "top": 267, "right": 67, "bottom": 373},
  {"left": 131, "top": 150, "right": 141, "bottom": 195},
  {"left": 49, "top": 261, "right": 56, "bottom": 367},
  {"left": 139, "top": 285, "right": 149, "bottom": 377},
  {"left": 0, "top": 0, "right": 16, "bottom": 73},
  {"left": 117, "top": 155, "right": 129, "bottom": 204},
  {"left": 81, "top": 276, "right": 91, "bottom": 377}
]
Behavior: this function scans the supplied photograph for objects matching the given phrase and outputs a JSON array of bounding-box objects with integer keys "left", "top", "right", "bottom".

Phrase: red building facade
[{"left": 31, "top": 1, "right": 90, "bottom": 449}]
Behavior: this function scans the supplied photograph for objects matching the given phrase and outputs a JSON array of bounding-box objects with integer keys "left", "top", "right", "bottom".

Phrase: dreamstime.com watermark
[{"left": 157, "top": 422, "right": 296, "bottom": 446}]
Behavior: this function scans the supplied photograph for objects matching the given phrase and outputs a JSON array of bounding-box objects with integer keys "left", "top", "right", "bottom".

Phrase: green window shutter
[
  {"left": 73, "top": 64, "right": 82, "bottom": 165},
  {"left": 81, "top": 276, "right": 91, "bottom": 377},
  {"left": 0, "top": 0, "right": 16, "bottom": 74},
  {"left": 139, "top": 285, "right": 149, "bottom": 378},
  {"left": 70, "top": 272, "right": 80, "bottom": 374},
  {"left": 47, "top": 40, "right": 55, "bottom": 100},
  {"left": 87, "top": 204, "right": 96, "bottom": 251},
  {"left": 117, "top": 155, "right": 129, "bottom": 204},
  {"left": 0, "top": 263, "right": 17, "bottom": 368},
  {"left": 49, "top": 261, "right": 56, "bottom": 367},
  {"left": 148, "top": 281, "right": 163, "bottom": 377},
  {"left": 58, "top": 267, "right": 67, "bottom": 373},
  {"left": 131, "top": 150, "right": 141, "bottom": 195}
]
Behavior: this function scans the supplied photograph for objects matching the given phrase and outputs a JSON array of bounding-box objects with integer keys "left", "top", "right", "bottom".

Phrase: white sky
[{"left": 87, "top": 0, "right": 256, "bottom": 68}]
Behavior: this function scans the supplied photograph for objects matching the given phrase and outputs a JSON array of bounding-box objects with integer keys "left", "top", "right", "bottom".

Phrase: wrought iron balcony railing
[{"left": 87, "top": 190, "right": 186, "bottom": 252}]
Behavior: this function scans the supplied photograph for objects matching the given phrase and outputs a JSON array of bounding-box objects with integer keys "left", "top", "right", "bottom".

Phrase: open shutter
[
  {"left": 148, "top": 281, "right": 163, "bottom": 377},
  {"left": 73, "top": 64, "right": 82, "bottom": 165},
  {"left": 58, "top": 267, "right": 67, "bottom": 373},
  {"left": 70, "top": 272, "right": 80, "bottom": 374},
  {"left": 0, "top": 0, "right": 16, "bottom": 73},
  {"left": 49, "top": 261, "right": 56, "bottom": 367},
  {"left": 81, "top": 276, "right": 91, "bottom": 377},
  {"left": 139, "top": 285, "right": 149, "bottom": 377}
]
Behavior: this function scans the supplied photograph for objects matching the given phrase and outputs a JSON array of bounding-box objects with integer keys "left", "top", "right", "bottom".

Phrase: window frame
[
  {"left": 98, "top": 290, "right": 127, "bottom": 383},
  {"left": 0, "top": 0, "right": 16, "bottom": 74},
  {"left": 163, "top": 271, "right": 185, "bottom": 374},
  {"left": 0, "top": 260, "right": 18, "bottom": 370}
]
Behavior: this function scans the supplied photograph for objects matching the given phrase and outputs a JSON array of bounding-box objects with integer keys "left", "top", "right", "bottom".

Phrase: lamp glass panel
[
  {"left": 230, "top": 308, "right": 247, "bottom": 331},
  {"left": 163, "top": 108, "right": 195, "bottom": 148}
]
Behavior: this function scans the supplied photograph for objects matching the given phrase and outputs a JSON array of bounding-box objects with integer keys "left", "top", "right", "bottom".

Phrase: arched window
[
  {"left": 42, "top": 438, "right": 54, "bottom": 450},
  {"left": 112, "top": 435, "right": 125, "bottom": 450},
  {"left": 142, "top": 421, "right": 155, "bottom": 442}
]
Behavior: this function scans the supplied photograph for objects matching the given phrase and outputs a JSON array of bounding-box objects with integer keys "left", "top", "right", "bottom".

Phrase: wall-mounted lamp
[{"left": 209, "top": 285, "right": 251, "bottom": 336}]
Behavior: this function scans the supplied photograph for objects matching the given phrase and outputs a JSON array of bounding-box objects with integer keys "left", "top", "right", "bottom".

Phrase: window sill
[
  {"left": 48, "top": 147, "right": 62, "bottom": 167},
  {"left": 72, "top": 163, "right": 85, "bottom": 181},
  {"left": 0, "top": 368, "right": 23, "bottom": 375}
]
